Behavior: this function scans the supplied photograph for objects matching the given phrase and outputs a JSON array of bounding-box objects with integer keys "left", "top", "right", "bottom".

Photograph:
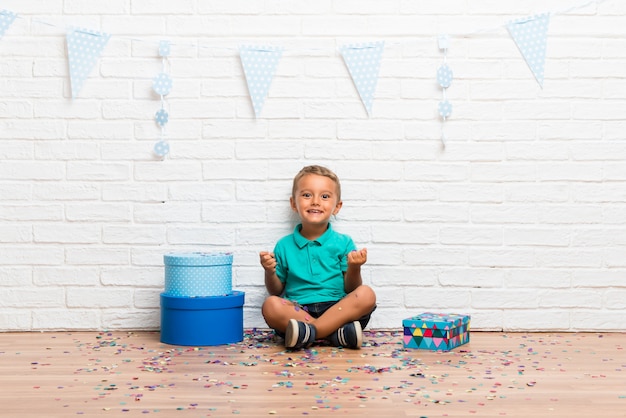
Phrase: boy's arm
[
  {"left": 265, "top": 270, "right": 284, "bottom": 296},
  {"left": 344, "top": 248, "right": 367, "bottom": 293},
  {"left": 260, "top": 251, "right": 284, "bottom": 296}
]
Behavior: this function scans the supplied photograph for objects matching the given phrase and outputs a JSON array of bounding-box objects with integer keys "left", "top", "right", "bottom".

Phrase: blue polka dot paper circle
[
  {"left": 159, "top": 40, "right": 171, "bottom": 58},
  {"left": 155, "top": 108, "right": 169, "bottom": 127},
  {"left": 438, "top": 100, "right": 452, "bottom": 119},
  {"left": 437, "top": 64, "right": 453, "bottom": 88},
  {"left": 153, "top": 72, "right": 172, "bottom": 96},
  {"left": 154, "top": 140, "right": 170, "bottom": 157}
]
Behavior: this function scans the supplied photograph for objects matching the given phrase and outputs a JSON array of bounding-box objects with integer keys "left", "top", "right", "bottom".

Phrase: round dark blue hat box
[{"left": 160, "top": 291, "right": 245, "bottom": 346}]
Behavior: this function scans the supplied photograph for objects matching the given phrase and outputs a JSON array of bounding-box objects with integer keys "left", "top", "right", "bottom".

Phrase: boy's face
[{"left": 290, "top": 174, "right": 342, "bottom": 227}]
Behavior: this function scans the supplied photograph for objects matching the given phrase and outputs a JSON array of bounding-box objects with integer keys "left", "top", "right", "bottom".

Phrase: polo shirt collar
[{"left": 293, "top": 223, "right": 334, "bottom": 248}]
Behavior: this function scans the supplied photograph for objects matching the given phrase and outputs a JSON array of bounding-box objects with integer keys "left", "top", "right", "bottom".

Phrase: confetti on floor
[{"left": 1, "top": 330, "right": 624, "bottom": 417}]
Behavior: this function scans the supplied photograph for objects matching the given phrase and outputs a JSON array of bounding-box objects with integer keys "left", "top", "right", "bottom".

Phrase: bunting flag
[
  {"left": 239, "top": 45, "right": 283, "bottom": 117},
  {"left": 0, "top": 9, "right": 17, "bottom": 39},
  {"left": 66, "top": 27, "right": 111, "bottom": 98},
  {"left": 506, "top": 12, "right": 550, "bottom": 88},
  {"left": 340, "top": 41, "right": 384, "bottom": 116}
]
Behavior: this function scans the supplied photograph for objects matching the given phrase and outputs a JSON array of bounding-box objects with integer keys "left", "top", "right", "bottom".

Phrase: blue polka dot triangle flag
[
  {"left": 340, "top": 41, "right": 385, "bottom": 116},
  {"left": 506, "top": 12, "right": 550, "bottom": 88},
  {"left": 0, "top": 9, "right": 17, "bottom": 39},
  {"left": 66, "top": 27, "right": 111, "bottom": 98},
  {"left": 239, "top": 45, "right": 283, "bottom": 117}
]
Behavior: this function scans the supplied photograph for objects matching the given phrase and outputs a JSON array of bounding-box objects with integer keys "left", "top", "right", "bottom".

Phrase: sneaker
[
  {"left": 328, "top": 321, "right": 363, "bottom": 349},
  {"left": 284, "top": 319, "right": 317, "bottom": 349}
]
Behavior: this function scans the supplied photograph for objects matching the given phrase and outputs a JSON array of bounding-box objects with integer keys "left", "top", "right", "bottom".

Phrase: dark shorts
[{"left": 274, "top": 300, "right": 376, "bottom": 338}]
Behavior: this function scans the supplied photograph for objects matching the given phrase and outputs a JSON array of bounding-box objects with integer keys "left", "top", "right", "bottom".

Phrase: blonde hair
[{"left": 292, "top": 165, "right": 341, "bottom": 201}]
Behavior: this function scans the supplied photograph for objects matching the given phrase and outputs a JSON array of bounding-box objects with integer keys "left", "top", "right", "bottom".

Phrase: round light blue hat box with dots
[
  {"left": 160, "top": 252, "right": 245, "bottom": 346},
  {"left": 164, "top": 252, "right": 233, "bottom": 297}
]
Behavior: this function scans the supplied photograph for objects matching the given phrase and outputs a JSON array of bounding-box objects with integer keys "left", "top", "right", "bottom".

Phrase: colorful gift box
[
  {"left": 164, "top": 252, "right": 232, "bottom": 297},
  {"left": 160, "top": 291, "right": 245, "bottom": 346},
  {"left": 402, "top": 312, "right": 470, "bottom": 351}
]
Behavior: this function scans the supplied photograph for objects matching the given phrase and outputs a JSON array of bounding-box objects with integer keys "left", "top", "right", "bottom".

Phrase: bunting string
[
  {"left": 458, "top": 0, "right": 608, "bottom": 38},
  {"left": 4, "top": 0, "right": 608, "bottom": 50},
  {"left": 0, "top": 0, "right": 613, "bottom": 149}
]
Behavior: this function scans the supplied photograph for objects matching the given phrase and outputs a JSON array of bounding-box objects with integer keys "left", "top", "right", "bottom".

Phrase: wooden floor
[{"left": 1, "top": 330, "right": 625, "bottom": 417}]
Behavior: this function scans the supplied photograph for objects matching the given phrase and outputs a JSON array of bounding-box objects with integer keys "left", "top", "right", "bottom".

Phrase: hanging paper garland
[
  {"left": 153, "top": 140, "right": 170, "bottom": 157},
  {"left": 436, "top": 34, "right": 452, "bottom": 147},
  {"left": 438, "top": 100, "right": 452, "bottom": 118},
  {"left": 437, "top": 64, "right": 453, "bottom": 89},
  {"left": 153, "top": 72, "right": 172, "bottom": 96},
  {"left": 153, "top": 40, "right": 172, "bottom": 158}
]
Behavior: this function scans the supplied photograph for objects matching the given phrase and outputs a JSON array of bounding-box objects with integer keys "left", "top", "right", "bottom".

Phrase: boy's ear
[
  {"left": 290, "top": 196, "right": 298, "bottom": 212},
  {"left": 332, "top": 200, "right": 343, "bottom": 215}
]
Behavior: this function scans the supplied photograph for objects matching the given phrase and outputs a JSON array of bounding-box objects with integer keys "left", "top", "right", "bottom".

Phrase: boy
[{"left": 259, "top": 165, "right": 377, "bottom": 350}]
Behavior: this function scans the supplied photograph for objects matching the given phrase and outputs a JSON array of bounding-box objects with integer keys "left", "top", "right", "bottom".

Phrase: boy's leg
[
  {"left": 261, "top": 296, "right": 314, "bottom": 334},
  {"left": 309, "top": 285, "right": 376, "bottom": 339},
  {"left": 262, "top": 285, "right": 376, "bottom": 347}
]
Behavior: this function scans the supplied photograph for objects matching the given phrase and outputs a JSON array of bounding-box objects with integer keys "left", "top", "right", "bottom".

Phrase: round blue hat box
[
  {"left": 160, "top": 291, "right": 245, "bottom": 346},
  {"left": 164, "top": 252, "right": 233, "bottom": 297}
]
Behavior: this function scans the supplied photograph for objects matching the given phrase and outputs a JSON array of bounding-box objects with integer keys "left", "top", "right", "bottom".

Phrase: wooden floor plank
[{"left": 0, "top": 331, "right": 625, "bottom": 417}]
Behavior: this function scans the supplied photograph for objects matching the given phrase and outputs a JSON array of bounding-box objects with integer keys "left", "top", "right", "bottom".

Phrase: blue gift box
[
  {"left": 164, "top": 252, "right": 232, "bottom": 297},
  {"left": 403, "top": 312, "right": 470, "bottom": 351},
  {"left": 160, "top": 291, "right": 245, "bottom": 346}
]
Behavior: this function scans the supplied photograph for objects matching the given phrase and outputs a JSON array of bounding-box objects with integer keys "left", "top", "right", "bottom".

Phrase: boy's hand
[
  {"left": 260, "top": 251, "right": 284, "bottom": 296},
  {"left": 259, "top": 251, "right": 277, "bottom": 273},
  {"left": 347, "top": 248, "right": 367, "bottom": 267}
]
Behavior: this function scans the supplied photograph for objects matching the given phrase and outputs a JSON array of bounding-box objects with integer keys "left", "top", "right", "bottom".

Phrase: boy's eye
[
  {"left": 321, "top": 194, "right": 331, "bottom": 199},
  {"left": 302, "top": 192, "right": 312, "bottom": 198}
]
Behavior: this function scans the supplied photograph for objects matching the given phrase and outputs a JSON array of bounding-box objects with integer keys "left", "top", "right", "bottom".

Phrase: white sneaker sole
[
  {"left": 337, "top": 321, "right": 363, "bottom": 349},
  {"left": 285, "top": 319, "right": 314, "bottom": 349}
]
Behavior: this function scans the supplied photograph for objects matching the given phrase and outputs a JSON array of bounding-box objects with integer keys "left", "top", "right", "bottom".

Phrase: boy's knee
[
  {"left": 354, "top": 285, "right": 376, "bottom": 308},
  {"left": 262, "top": 295, "right": 281, "bottom": 317},
  {"left": 262, "top": 295, "right": 282, "bottom": 309}
]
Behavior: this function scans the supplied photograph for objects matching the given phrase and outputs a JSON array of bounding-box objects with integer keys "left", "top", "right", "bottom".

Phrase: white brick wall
[{"left": 1, "top": 0, "right": 625, "bottom": 332}]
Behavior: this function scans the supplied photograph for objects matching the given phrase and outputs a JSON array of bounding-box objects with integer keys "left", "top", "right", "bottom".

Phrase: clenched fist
[
  {"left": 259, "top": 251, "right": 277, "bottom": 273},
  {"left": 347, "top": 248, "right": 367, "bottom": 267}
]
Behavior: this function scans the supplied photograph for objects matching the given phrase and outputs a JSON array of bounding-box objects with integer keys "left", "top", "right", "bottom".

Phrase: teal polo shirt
[{"left": 274, "top": 223, "right": 357, "bottom": 305}]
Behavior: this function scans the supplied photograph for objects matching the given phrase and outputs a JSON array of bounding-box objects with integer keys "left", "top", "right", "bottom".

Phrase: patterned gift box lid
[
  {"left": 403, "top": 312, "right": 470, "bottom": 329},
  {"left": 164, "top": 252, "right": 233, "bottom": 266}
]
